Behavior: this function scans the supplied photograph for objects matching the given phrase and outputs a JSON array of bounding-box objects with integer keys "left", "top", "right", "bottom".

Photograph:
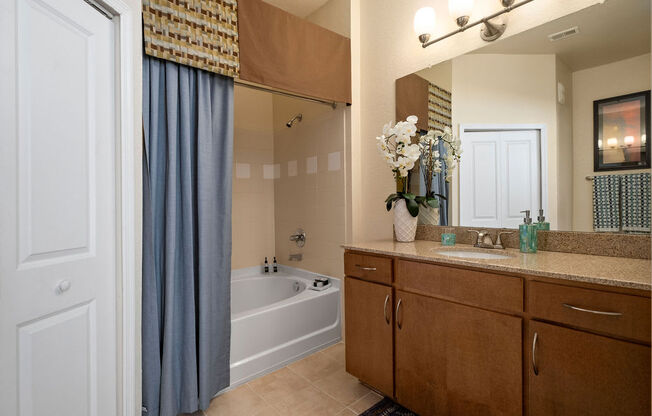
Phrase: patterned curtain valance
[
  {"left": 427, "top": 83, "right": 452, "bottom": 131},
  {"left": 143, "top": 0, "right": 239, "bottom": 78}
]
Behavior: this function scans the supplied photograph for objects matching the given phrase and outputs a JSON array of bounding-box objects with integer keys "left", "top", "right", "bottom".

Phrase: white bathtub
[{"left": 229, "top": 265, "right": 341, "bottom": 387}]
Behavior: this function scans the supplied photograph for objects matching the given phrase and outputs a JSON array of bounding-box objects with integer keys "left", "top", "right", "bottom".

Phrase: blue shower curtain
[
  {"left": 142, "top": 55, "right": 233, "bottom": 416},
  {"left": 418, "top": 138, "right": 450, "bottom": 226},
  {"left": 433, "top": 140, "right": 449, "bottom": 226}
]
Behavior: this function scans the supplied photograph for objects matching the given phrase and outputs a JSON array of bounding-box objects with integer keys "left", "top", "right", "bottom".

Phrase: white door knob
[{"left": 55, "top": 280, "right": 71, "bottom": 294}]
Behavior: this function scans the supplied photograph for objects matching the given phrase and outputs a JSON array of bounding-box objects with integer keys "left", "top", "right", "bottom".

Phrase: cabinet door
[
  {"left": 345, "top": 277, "right": 393, "bottom": 396},
  {"left": 395, "top": 290, "right": 522, "bottom": 416},
  {"left": 529, "top": 321, "right": 651, "bottom": 416}
]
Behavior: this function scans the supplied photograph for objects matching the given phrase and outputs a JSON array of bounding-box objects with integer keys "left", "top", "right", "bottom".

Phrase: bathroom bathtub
[{"left": 229, "top": 266, "right": 341, "bottom": 387}]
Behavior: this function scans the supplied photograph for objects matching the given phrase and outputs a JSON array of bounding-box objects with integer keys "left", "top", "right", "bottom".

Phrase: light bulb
[
  {"left": 642, "top": 134, "right": 647, "bottom": 144},
  {"left": 448, "top": 0, "right": 474, "bottom": 18},
  {"left": 607, "top": 137, "right": 618, "bottom": 148},
  {"left": 414, "top": 7, "right": 436, "bottom": 36},
  {"left": 624, "top": 136, "right": 635, "bottom": 146},
  {"left": 598, "top": 139, "right": 603, "bottom": 149}
]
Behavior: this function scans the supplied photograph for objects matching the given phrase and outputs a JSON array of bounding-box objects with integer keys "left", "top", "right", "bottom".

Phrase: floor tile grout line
[
  {"left": 285, "top": 358, "right": 368, "bottom": 410},
  {"left": 243, "top": 382, "right": 284, "bottom": 415}
]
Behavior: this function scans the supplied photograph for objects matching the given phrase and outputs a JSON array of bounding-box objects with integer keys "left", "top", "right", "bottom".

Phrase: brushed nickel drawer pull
[
  {"left": 396, "top": 298, "right": 403, "bottom": 329},
  {"left": 383, "top": 295, "right": 390, "bottom": 324},
  {"left": 532, "top": 332, "right": 539, "bottom": 376},
  {"left": 562, "top": 303, "right": 623, "bottom": 316},
  {"left": 355, "top": 265, "right": 377, "bottom": 271}
]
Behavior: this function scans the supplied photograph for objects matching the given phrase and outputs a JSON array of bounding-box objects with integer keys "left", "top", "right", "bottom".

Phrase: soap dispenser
[
  {"left": 535, "top": 209, "right": 550, "bottom": 231},
  {"left": 519, "top": 210, "right": 537, "bottom": 253}
]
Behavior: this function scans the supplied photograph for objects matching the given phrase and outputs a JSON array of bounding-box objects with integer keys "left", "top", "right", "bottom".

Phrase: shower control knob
[{"left": 55, "top": 279, "right": 71, "bottom": 295}]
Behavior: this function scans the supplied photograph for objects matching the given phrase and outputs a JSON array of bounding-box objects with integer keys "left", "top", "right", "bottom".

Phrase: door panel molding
[{"left": 459, "top": 123, "right": 548, "bottom": 229}]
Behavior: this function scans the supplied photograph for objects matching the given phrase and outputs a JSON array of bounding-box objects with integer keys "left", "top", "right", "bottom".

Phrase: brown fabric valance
[
  {"left": 396, "top": 74, "right": 452, "bottom": 132},
  {"left": 396, "top": 74, "right": 429, "bottom": 132},
  {"left": 143, "top": 0, "right": 240, "bottom": 78},
  {"left": 238, "top": 0, "right": 351, "bottom": 104}
]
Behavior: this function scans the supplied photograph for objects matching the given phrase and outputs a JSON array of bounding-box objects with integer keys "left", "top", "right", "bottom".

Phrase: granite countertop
[{"left": 343, "top": 240, "right": 652, "bottom": 291}]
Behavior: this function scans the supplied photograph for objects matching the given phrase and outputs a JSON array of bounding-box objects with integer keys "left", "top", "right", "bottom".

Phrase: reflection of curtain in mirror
[
  {"left": 418, "top": 140, "right": 449, "bottom": 226},
  {"left": 433, "top": 141, "right": 449, "bottom": 226},
  {"left": 426, "top": 83, "right": 451, "bottom": 225}
]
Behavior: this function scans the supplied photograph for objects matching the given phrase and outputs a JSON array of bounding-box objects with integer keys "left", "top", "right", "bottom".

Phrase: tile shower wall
[
  {"left": 273, "top": 95, "right": 347, "bottom": 278},
  {"left": 232, "top": 86, "right": 276, "bottom": 269}
]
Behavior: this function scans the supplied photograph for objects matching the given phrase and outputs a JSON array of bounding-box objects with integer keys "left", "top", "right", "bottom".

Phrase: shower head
[{"left": 286, "top": 113, "right": 303, "bottom": 128}]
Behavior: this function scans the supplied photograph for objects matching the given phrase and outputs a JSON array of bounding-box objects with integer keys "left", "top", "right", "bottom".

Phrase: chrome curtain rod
[
  {"left": 421, "top": 0, "right": 535, "bottom": 48},
  {"left": 234, "top": 80, "right": 338, "bottom": 109}
]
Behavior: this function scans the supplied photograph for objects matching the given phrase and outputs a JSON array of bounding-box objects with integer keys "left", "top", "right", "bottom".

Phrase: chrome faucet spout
[{"left": 467, "top": 229, "right": 506, "bottom": 249}]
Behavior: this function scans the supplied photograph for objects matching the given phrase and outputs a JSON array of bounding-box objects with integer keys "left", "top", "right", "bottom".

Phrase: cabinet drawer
[
  {"left": 344, "top": 252, "right": 393, "bottom": 285},
  {"left": 396, "top": 260, "right": 523, "bottom": 312},
  {"left": 528, "top": 281, "right": 651, "bottom": 343}
]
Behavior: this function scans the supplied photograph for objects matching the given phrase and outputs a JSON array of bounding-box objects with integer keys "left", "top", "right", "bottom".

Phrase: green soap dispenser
[
  {"left": 519, "top": 210, "right": 537, "bottom": 253},
  {"left": 536, "top": 209, "right": 550, "bottom": 231}
]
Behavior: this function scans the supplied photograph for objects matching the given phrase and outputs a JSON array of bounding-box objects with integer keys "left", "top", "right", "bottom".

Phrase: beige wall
[
  {"left": 232, "top": 86, "right": 276, "bottom": 269},
  {"left": 572, "top": 53, "right": 651, "bottom": 231},
  {"left": 556, "top": 56, "right": 574, "bottom": 231},
  {"left": 451, "top": 54, "right": 559, "bottom": 227},
  {"left": 352, "top": 0, "right": 605, "bottom": 242},
  {"left": 306, "top": 0, "right": 351, "bottom": 37},
  {"left": 273, "top": 96, "right": 347, "bottom": 277},
  {"left": 416, "top": 60, "right": 452, "bottom": 91}
]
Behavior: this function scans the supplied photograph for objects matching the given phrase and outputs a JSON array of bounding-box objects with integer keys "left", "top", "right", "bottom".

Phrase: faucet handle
[
  {"left": 467, "top": 230, "right": 480, "bottom": 245},
  {"left": 495, "top": 231, "right": 513, "bottom": 248}
]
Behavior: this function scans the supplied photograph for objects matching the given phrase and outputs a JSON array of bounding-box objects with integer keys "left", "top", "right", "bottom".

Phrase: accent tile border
[{"left": 415, "top": 225, "right": 651, "bottom": 260}]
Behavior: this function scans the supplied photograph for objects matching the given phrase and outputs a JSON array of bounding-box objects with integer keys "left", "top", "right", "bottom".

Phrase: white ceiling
[
  {"left": 472, "top": 0, "right": 651, "bottom": 71},
  {"left": 262, "top": 0, "right": 330, "bottom": 18}
]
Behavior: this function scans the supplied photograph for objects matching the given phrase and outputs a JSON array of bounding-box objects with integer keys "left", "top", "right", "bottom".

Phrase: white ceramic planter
[
  {"left": 418, "top": 206, "right": 440, "bottom": 226},
  {"left": 393, "top": 199, "right": 418, "bottom": 242}
]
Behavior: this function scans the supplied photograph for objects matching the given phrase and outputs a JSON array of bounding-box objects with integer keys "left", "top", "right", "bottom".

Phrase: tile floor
[{"left": 199, "top": 342, "right": 383, "bottom": 415}]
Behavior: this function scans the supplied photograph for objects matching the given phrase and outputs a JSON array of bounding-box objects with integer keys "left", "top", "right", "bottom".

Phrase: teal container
[
  {"left": 535, "top": 222, "right": 550, "bottom": 231},
  {"left": 441, "top": 233, "right": 456, "bottom": 246},
  {"left": 535, "top": 209, "right": 550, "bottom": 230},
  {"left": 519, "top": 210, "right": 537, "bottom": 253}
]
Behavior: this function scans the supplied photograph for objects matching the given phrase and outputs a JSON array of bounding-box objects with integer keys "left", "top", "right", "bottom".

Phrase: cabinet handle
[
  {"left": 355, "top": 265, "right": 377, "bottom": 271},
  {"left": 395, "top": 298, "right": 403, "bottom": 329},
  {"left": 562, "top": 303, "right": 623, "bottom": 317},
  {"left": 532, "top": 332, "right": 539, "bottom": 376},
  {"left": 383, "top": 295, "right": 390, "bottom": 324}
]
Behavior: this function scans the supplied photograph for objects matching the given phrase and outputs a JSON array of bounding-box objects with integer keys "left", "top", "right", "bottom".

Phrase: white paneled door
[
  {"left": 0, "top": 0, "right": 117, "bottom": 415},
  {"left": 460, "top": 129, "right": 540, "bottom": 229}
]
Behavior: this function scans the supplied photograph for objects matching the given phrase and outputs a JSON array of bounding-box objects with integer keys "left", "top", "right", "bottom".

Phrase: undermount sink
[{"left": 434, "top": 250, "right": 512, "bottom": 260}]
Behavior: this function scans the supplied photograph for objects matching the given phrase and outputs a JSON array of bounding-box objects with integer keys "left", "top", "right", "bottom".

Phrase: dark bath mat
[{"left": 359, "top": 397, "right": 418, "bottom": 416}]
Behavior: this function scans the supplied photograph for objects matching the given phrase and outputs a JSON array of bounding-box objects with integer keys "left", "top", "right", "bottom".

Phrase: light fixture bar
[{"left": 421, "top": 0, "right": 535, "bottom": 48}]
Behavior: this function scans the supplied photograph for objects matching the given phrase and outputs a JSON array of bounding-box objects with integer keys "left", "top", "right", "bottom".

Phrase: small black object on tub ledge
[{"left": 310, "top": 277, "right": 331, "bottom": 291}]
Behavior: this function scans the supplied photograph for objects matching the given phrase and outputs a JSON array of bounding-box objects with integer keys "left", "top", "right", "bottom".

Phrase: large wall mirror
[{"left": 396, "top": 0, "right": 651, "bottom": 233}]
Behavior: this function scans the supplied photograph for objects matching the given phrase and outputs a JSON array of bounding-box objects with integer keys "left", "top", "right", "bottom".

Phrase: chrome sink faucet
[{"left": 468, "top": 230, "right": 513, "bottom": 249}]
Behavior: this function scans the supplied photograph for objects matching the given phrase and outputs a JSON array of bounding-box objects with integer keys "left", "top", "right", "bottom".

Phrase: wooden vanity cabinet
[
  {"left": 528, "top": 321, "right": 651, "bottom": 416},
  {"left": 344, "top": 276, "right": 394, "bottom": 397},
  {"left": 343, "top": 250, "right": 651, "bottom": 416},
  {"left": 395, "top": 290, "right": 523, "bottom": 416}
]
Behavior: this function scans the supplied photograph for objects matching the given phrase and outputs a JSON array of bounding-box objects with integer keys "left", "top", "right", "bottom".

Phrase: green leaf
[
  {"left": 434, "top": 193, "right": 447, "bottom": 201},
  {"left": 406, "top": 198, "right": 419, "bottom": 217},
  {"left": 386, "top": 199, "right": 393, "bottom": 211},
  {"left": 404, "top": 193, "right": 416, "bottom": 200},
  {"left": 427, "top": 197, "right": 439, "bottom": 209},
  {"left": 385, "top": 193, "right": 398, "bottom": 203}
]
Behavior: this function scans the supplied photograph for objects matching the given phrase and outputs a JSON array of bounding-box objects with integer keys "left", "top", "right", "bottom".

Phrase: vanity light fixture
[
  {"left": 607, "top": 137, "right": 619, "bottom": 148},
  {"left": 416, "top": 0, "right": 535, "bottom": 48}
]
